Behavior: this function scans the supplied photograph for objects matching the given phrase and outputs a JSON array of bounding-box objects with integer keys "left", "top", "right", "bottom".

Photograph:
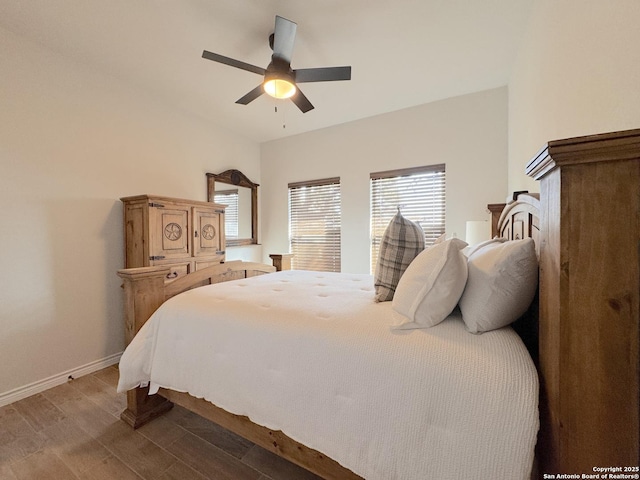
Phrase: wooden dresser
[
  {"left": 526, "top": 129, "right": 640, "bottom": 474},
  {"left": 121, "top": 195, "right": 226, "bottom": 283}
]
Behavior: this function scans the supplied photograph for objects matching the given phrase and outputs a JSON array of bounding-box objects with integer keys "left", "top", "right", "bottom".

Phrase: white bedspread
[{"left": 118, "top": 270, "right": 538, "bottom": 480}]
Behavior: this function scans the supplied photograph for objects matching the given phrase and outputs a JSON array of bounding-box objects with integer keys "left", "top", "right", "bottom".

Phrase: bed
[
  {"left": 116, "top": 128, "right": 640, "bottom": 479},
  {"left": 116, "top": 196, "right": 540, "bottom": 480}
]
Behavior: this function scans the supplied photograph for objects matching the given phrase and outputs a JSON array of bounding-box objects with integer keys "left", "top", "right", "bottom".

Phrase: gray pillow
[{"left": 374, "top": 212, "right": 425, "bottom": 302}]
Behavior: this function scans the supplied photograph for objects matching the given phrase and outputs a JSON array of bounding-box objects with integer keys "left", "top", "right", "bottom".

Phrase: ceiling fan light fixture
[{"left": 263, "top": 74, "right": 296, "bottom": 99}]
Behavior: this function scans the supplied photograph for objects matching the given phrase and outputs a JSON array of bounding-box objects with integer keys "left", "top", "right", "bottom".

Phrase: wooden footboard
[
  {"left": 117, "top": 259, "right": 363, "bottom": 478},
  {"left": 117, "top": 261, "right": 276, "bottom": 427},
  {"left": 118, "top": 261, "right": 276, "bottom": 344}
]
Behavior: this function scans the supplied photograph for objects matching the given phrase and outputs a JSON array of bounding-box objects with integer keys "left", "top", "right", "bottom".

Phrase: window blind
[
  {"left": 214, "top": 190, "right": 239, "bottom": 239},
  {"left": 288, "top": 177, "right": 341, "bottom": 272},
  {"left": 370, "top": 164, "right": 445, "bottom": 273}
]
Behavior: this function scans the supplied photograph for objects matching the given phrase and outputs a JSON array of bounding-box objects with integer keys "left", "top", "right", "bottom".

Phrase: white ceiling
[{"left": 0, "top": 0, "right": 533, "bottom": 143}]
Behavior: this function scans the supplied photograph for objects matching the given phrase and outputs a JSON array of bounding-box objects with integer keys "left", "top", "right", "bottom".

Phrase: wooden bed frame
[
  {"left": 117, "top": 128, "right": 639, "bottom": 479},
  {"left": 118, "top": 260, "right": 363, "bottom": 479}
]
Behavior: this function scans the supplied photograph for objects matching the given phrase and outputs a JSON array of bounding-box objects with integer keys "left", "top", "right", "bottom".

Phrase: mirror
[{"left": 207, "top": 169, "right": 258, "bottom": 246}]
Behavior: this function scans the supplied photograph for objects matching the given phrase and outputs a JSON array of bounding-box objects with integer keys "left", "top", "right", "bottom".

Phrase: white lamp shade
[
  {"left": 465, "top": 220, "right": 490, "bottom": 247},
  {"left": 264, "top": 78, "right": 297, "bottom": 99}
]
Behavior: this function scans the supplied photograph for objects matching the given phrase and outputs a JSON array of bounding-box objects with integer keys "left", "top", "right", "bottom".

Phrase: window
[
  {"left": 288, "top": 177, "right": 341, "bottom": 272},
  {"left": 214, "top": 189, "right": 239, "bottom": 239},
  {"left": 370, "top": 164, "right": 445, "bottom": 273}
]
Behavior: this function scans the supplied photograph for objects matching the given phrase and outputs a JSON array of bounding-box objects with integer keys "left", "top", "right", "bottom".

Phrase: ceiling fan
[{"left": 202, "top": 15, "right": 352, "bottom": 113}]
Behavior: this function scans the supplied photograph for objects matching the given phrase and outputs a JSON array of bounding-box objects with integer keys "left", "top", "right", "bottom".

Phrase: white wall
[
  {"left": 0, "top": 27, "right": 261, "bottom": 400},
  {"left": 261, "top": 87, "right": 509, "bottom": 274},
  {"left": 508, "top": 0, "right": 640, "bottom": 192}
]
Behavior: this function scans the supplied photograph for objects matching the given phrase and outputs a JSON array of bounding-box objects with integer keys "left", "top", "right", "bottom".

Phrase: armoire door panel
[{"left": 150, "top": 207, "right": 190, "bottom": 260}]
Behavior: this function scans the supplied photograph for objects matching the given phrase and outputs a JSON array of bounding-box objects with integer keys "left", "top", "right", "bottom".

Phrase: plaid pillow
[{"left": 374, "top": 211, "right": 425, "bottom": 302}]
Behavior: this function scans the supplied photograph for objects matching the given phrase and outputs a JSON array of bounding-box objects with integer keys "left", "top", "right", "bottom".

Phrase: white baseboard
[{"left": 0, "top": 352, "right": 123, "bottom": 407}]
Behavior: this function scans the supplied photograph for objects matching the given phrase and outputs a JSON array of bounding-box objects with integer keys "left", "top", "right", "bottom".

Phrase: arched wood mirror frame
[{"left": 206, "top": 169, "right": 258, "bottom": 246}]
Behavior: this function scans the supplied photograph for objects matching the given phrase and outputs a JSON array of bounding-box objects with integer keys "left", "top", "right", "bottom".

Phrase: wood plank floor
[{"left": 0, "top": 366, "right": 322, "bottom": 480}]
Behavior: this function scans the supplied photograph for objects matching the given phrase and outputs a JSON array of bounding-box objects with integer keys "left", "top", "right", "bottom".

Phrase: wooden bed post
[
  {"left": 118, "top": 266, "right": 175, "bottom": 428},
  {"left": 118, "top": 266, "right": 169, "bottom": 343},
  {"left": 487, "top": 203, "right": 506, "bottom": 237},
  {"left": 269, "top": 253, "right": 293, "bottom": 271},
  {"left": 526, "top": 129, "right": 640, "bottom": 474}
]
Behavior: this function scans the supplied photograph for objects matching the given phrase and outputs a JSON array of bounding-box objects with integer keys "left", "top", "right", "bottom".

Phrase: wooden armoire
[{"left": 121, "top": 195, "right": 226, "bottom": 283}]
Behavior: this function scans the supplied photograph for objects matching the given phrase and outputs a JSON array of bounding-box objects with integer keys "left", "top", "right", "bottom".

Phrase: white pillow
[
  {"left": 464, "top": 237, "right": 506, "bottom": 257},
  {"left": 391, "top": 238, "right": 468, "bottom": 329},
  {"left": 459, "top": 238, "right": 538, "bottom": 334}
]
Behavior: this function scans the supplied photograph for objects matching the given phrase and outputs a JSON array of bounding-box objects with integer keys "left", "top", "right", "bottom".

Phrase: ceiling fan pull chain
[
  {"left": 283, "top": 106, "right": 286, "bottom": 129},
  {"left": 273, "top": 98, "right": 286, "bottom": 128}
]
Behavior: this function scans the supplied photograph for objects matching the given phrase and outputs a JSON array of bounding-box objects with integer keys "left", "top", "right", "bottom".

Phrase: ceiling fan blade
[
  {"left": 235, "top": 85, "right": 265, "bottom": 105},
  {"left": 202, "top": 50, "right": 266, "bottom": 76},
  {"left": 290, "top": 88, "right": 314, "bottom": 113},
  {"left": 272, "top": 16, "right": 297, "bottom": 65},
  {"left": 294, "top": 66, "right": 352, "bottom": 83}
]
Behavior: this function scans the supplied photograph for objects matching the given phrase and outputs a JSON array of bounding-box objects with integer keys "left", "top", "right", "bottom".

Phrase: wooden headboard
[
  {"left": 489, "top": 193, "right": 541, "bottom": 364},
  {"left": 489, "top": 193, "right": 540, "bottom": 246}
]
